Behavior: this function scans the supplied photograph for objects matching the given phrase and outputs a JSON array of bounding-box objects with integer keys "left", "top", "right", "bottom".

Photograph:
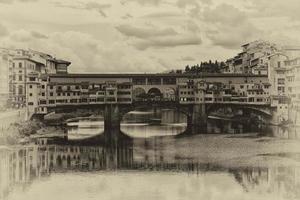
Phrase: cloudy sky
[{"left": 0, "top": 0, "right": 299, "bottom": 73}]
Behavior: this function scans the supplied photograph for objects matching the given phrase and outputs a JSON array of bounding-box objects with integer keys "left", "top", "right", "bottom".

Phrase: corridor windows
[
  {"left": 133, "top": 78, "right": 146, "bottom": 85},
  {"left": 148, "top": 78, "right": 161, "bottom": 85}
]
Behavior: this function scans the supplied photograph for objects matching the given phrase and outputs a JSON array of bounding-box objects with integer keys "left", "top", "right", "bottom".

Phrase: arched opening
[
  {"left": 163, "top": 88, "right": 176, "bottom": 101},
  {"left": 206, "top": 105, "right": 271, "bottom": 134},
  {"left": 147, "top": 88, "right": 162, "bottom": 101},
  {"left": 57, "top": 155, "right": 62, "bottom": 167},
  {"left": 132, "top": 87, "right": 146, "bottom": 101},
  {"left": 67, "top": 155, "right": 71, "bottom": 168}
]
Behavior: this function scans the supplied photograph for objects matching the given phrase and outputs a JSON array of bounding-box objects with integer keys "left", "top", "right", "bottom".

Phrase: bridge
[{"left": 26, "top": 73, "right": 277, "bottom": 136}]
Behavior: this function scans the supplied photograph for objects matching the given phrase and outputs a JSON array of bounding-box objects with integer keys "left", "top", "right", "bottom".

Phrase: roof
[
  {"left": 47, "top": 73, "right": 268, "bottom": 79},
  {"left": 267, "top": 52, "right": 289, "bottom": 59},
  {"left": 13, "top": 56, "right": 45, "bottom": 65},
  {"left": 48, "top": 58, "right": 71, "bottom": 65}
]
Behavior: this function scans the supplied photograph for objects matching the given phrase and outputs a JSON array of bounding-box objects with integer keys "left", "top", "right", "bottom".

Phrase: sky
[{"left": 0, "top": 0, "right": 299, "bottom": 73}]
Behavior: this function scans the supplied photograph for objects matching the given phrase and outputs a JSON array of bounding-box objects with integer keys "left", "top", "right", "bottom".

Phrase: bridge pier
[
  {"left": 186, "top": 104, "right": 207, "bottom": 135},
  {"left": 104, "top": 104, "right": 121, "bottom": 143}
]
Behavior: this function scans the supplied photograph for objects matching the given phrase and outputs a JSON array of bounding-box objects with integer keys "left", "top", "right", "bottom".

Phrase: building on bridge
[{"left": 25, "top": 73, "right": 281, "bottom": 124}]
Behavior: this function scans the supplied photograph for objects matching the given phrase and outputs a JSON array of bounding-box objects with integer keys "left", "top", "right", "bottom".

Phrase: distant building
[{"left": 0, "top": 51, "right": 11, "bottom": 108}]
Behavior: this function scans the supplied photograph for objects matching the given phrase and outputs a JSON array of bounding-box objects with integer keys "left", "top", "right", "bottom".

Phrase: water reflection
[
  {"left": 66, "top": 108, "right": 300, "bottom": 139},
  {"left": 1, "top": 141, "right": 300, "bottom": 200},
  {"left": 2, "top": 108, "right": 300, "bottom": 200}
]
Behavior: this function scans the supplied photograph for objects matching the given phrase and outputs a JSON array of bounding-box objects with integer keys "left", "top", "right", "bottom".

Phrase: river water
[{"left": 1, "top": 109, "right": 300, "bottom": 200}]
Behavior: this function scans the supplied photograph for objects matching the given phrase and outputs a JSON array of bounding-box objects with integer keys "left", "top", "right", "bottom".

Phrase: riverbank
[{"left": 0, "top": 120, "right": 64, "bottom": 145}]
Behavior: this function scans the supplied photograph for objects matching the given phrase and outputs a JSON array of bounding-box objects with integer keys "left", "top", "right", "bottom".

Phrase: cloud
[
  {"left": 9, "top": 29, "right": 48, "bottom": 42},
  {"left": 246, "top": 0, "right": 300, "bottom": 20},
  {"left": 121, "top": 0, "right": 163, "bottom": 6},
  {"left": 53, "top": 2, "right": 111, "bottom": 17},
  {"left": 0, "top": 0, "right": 38, "bottom": 3},
  {"left": 121, "top": 14, "right": 133, "bottom": 19},
  {"left": 204, "top": 4, "right": 247, "bottom": 26},
  {"left": 1, "top": 29, "right": 169, "bottom": 72},
  {"left": 31, "top": 31, "right": 48, "bottom": 39},
  {"left": 142, "top": 12, "right": 182, "bottom": 18},
  {"left": 204, "top": 4, "right": 261, "bottom": 49},
  {"left": 176, "top": 0, "right": 208, "bottom": 8},
  {"left": 116, "top": 24, "right": 177, "bottom": 39},
  {"left": 84, "top": 2, "right": 111, "bottom": 17},
  {"left": 181, "top": 56, "right": 195, "bottom": 61},
  {"left": 133, "top": 34, "right": 202, "bottom": 50},
  {"left": 176, "top": 0, "right": 212, "bottom": 17},
  {"left": 0, "top": 23, "right": 8, "bottom": 37},
  {"left": 0, "top": 0, "right": 11, "bottom": 3},
  {"left": 19, "top": 0, "right": 38, "bottom": 2},
  {"left": 116, "top": 23, "right": 201, "bottom": 50}
]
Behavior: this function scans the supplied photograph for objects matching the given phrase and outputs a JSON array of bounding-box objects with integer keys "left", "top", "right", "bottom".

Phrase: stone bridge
[{"left": 26, "top": 73, "right": 280, "bottom": 138}]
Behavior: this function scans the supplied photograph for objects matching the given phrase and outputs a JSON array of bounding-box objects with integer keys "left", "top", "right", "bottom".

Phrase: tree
[{"left": 185, "top": 65, "right": 190, "bottom": 73}]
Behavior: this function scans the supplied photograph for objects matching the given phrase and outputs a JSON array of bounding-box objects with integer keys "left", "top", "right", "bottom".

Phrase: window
[
  {"left": 19, "top": 62, "right": 22, "bottom": 68},
  {"left": 50, "top": 92, "right": 53, "bottom": 96},
  {"left": 49, "top": 85, "right": 54, "bottom": 89},
  {"left": 29, "top": 93, "right": 32, "bottom": 96},
  {"left": 148, "top": 78, "right": 161, "bottom": 85},
  {"left": 18, "top": 75, "right": 22, "bottom": 81},
  {"left": 29, "top": 85, "right": 32, "bottom": 89},
  {"left": 42, "top": 85, "right": 45, "bottom": 89},
  {"left": 18, "top": 85, "right": 23, "bottom": 95},
  {"left": 28, "top": 102, "right": 34, "bottom": 105},
  {"left": 277, "top": 61, "right": 281, "bottom": 68},
  {"left": 278, "top": 78, "right": 285, "bottom": 85},
  {"left": 41, "top": 93, "right": 45, "bottom": 96},
  {"left": 133, "top": 78, "right": 146, "bottom": 85},
  {"left": 278, "top": 86, "right": 285, "bottom": 93}
]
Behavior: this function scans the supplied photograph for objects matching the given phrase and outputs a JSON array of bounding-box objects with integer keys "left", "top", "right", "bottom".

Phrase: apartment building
[
  {"left": 224, "top": 40, "right": 278, "bottom": 75},
  {"left": 285, "top": 58, "right": 300, "bottom": 125},
  {"left": 0, "top": 48, "right": 71, "bottom": 108}
]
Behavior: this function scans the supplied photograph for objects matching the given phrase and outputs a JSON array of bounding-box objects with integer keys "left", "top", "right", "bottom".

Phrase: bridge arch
[{"left": 206, "top": 104, "right": 272, "bottom": 119}]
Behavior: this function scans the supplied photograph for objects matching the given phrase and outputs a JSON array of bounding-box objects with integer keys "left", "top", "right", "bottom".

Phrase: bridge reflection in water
[{"left": 1, "top": 139, "right": 300, "bottom": 200}]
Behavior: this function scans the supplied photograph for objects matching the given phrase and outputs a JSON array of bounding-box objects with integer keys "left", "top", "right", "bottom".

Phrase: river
[{"left": 0, "top": 109, "right": 300, "bottom": 200}]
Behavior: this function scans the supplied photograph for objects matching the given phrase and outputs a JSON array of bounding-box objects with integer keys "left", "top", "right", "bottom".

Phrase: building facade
[{"left": 0, "top": 48, "right": 71, "bottom": 108}]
